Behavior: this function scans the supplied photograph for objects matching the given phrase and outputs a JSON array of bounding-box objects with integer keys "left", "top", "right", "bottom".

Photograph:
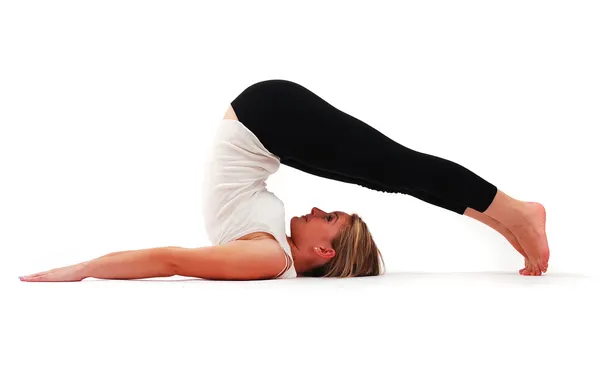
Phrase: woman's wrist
[{"left": 77, "top": 260, "right": 92, "bottom": 280}]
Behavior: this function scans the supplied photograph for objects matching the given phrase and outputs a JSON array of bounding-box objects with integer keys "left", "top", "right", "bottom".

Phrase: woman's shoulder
[
  {"left": 235, "top": 232, "right": 286, "bottom": 259},
  {"left": 236, "top": 232, "right": 293, "bottom": 278}
]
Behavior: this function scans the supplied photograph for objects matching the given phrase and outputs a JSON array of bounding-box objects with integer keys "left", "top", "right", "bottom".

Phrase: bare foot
[{"left": 509, "top": 202, "right": 550, "bottom": 276}]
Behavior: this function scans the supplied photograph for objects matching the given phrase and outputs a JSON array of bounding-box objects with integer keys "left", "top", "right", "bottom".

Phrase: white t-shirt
[{"left": 201, "top": 118, "right": 297, "bottom": 279}]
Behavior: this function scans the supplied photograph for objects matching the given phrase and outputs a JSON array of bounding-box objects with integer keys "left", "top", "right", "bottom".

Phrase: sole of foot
[{"left": 515, "top": 202, "right": 549, "bottom": 276}]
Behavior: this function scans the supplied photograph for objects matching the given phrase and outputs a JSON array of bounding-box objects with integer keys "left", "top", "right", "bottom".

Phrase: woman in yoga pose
[{"left": 19, "top": 79, "right": 550, "bottom": 282}]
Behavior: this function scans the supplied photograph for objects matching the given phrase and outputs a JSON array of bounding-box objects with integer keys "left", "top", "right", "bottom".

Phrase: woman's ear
[{"left": 313, "top": 246, "right": 335, "bottom": 259}]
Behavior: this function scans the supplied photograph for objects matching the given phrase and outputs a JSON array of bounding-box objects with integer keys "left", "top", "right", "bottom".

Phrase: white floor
[{"left": 5, "top": 271, "right": 599, "bottom": 381}]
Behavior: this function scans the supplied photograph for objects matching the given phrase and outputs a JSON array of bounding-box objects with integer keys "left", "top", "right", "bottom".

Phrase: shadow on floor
[{"left": 81, "top": 271, "right": 593, "bottom": 286}]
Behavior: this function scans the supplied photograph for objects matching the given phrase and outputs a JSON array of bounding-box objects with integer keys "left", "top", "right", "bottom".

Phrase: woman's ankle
[{"left": 482, "top": 189, "right": 526, "bottom": 229}]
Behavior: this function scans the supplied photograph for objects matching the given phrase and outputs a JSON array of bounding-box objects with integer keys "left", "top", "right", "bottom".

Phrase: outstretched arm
[
  {"left": 19, "top": 246, "right": 178, "bottom": 282},
  {"left": 19, "top": 240, "right": 288, "bottom": 282}
]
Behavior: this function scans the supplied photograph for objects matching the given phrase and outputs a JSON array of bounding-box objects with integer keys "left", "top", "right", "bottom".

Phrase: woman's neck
[{"left": 286, "top": 236, "right": 312, "bottom": 274}]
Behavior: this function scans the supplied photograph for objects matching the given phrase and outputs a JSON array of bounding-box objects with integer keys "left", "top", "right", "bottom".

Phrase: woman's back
[{"left": 201, "top": 117, "right": 296, "bottom": 278}]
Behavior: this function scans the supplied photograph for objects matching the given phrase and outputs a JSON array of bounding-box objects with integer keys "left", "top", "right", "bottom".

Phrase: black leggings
[{"left": 230, "top": 79, "right": 498, "bottom": 215}]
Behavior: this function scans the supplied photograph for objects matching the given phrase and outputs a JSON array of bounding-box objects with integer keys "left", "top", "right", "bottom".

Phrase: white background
[{"left": 2, "top": 1, "right": 598, "bottom": 380}]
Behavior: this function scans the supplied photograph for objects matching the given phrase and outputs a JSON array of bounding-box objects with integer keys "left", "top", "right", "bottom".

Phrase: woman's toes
[
  {"left": 528, "top": 265, "right": 539, "bottom": 275},
  {"left": 520, "top": 261, "right": 547, "bottom": 276}
]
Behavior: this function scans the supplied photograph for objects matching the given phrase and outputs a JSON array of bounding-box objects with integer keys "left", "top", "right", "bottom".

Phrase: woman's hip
[{"left": 229, "top": 79, "right": 390, "bottom": 161}]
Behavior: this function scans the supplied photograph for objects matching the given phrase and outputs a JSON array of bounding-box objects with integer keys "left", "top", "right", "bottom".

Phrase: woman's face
[{"left": 290, "top": 207, "right": 351, "bottom": 259}]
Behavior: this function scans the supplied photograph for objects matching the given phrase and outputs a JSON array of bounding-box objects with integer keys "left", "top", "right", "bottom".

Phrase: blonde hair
[{"left": 301, "top": 213, "right": 385, "bottom": 278}]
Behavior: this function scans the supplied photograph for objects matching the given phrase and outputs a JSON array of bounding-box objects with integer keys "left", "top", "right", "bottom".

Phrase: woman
[{"left": 19, "top": 79, "right": 550, "bottom": 282}]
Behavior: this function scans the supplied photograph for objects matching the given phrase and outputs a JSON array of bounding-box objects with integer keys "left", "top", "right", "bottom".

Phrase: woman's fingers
[
  {"left": 21, "top": 274, "right": 50, "bottom": 281},
  {"left": 20, "top": 270, "right": 51, "bottom": 281},
  {"left": 19, "top": 264, "right": 83, "bottom": 282}
]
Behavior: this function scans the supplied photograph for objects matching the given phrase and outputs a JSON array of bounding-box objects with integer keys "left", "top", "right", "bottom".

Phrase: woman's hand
[
  {"left": 19, "top": 246, "right": 179, "bottom": 281},
  {"left": 19, "top": 262, "right": 88, "bottom": 282}
]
